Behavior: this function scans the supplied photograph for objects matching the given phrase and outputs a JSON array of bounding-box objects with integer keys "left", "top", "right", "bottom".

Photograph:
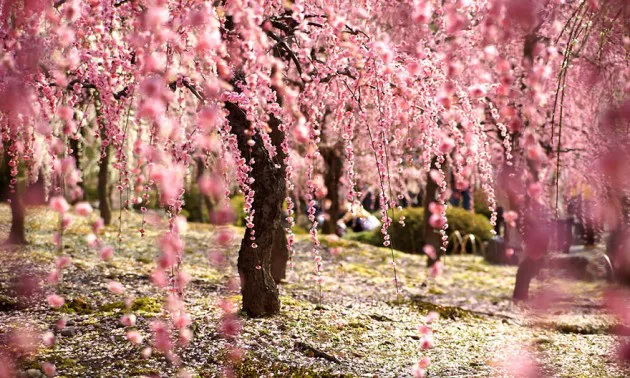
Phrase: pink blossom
[
  {"left": 216, "top": 229, "right": 233, "bottom": 246},
  {"left": 126, "top": 330, "right": 143, "bottom": 345},
  {"left": 86, "top": 233, "right": 98, "bottom": 247},
  {"left": 93, "top": 218, "right": 105, "bottom": 233},
  {"left": 50, "top": 196, "right": 70, "bottom": 213},
  {"left": 150, "top": 320, "right": 172, "bottom": 352},
  {"left": 179, "top": 328, "right": 193, "bottom": 346},
  {"left": 120, "top": 314, "right": 137, "bottom": 326},
  {"left": 293, "top": 121, "right": 310, "bottom": 144},
  {"left": 141, "top": 347, "right": 152, "bottom": 359},
  {"left": 75, "top": 202, "right": 93, "bottom": 216},
  {"left": 42, "top": 331, "right": 55, "bottom": 347},
  {"left": 41, "top": 362, "right": 56, "bottom": 377},
  {"left": 527, "top": 183, "right": 543, "bottom": 199},
  {"left": 411, "top": 365, "right": 425, "bottom": 378},
  {"left": 420, "top": 334, "right": 434, "bottom": 349},
  {"left": 47, "top": 294, "right": 65, "bottom": 308},
  {"left": 55, "top": 255, "right": 72, "bottom": 269},
  {"left": 429, "top": 214, "right": 446, "bottom": 229},
  {"left": 504, "top": 210, "right": 518, "bottom": 227},
  {"left": 412, "top": 0, "right": 433, "bottom": 23},
  {"left": 418, "top": 356, "right": 430, "bottom": 369},
  {"left": 151, "top": 268, "right": 168, "bottom": 288},
  {"left": 107, "top": 281, "right": 125, "bottom": 295},
  {"left": 425, "top": 311, "right": 439, "bottom": 324},
  {"left": 430, "top": 261, "right": 443, "bottom": 277},
  {"left": 423, "top": 245, "right": 437, "bottom": 260},
  {"left": 99, "top": 246, "right": 114, "bottom": 261},
  {"left": 418, "top": 325, "right": 431, "bottom": 335},
  {"left": 429, "top": 170, "right": 442, "bottom": 185},
  {"left": 48, "top": 269, "right": 60, "bottom": 284}
]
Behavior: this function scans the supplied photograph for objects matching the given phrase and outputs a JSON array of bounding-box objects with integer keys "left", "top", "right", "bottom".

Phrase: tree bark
[
  {"left": 98, "top": 136, "right": 112, "bottom": 225},
  {"left": 7, "top": 186, "right": 27, "bottom": 245},
  {"left": 423, "top": 158, "right": 443, "bottom": 266},
  {"left": 513, "top": 256, "right": 543, "bottom": 301},
  {"left": 271, "top": 225, "right": 288, "bottom": 283},
  {"left": 321, "top": 145, "right": 343, "bottom": 235},
  {"left": 95, "top": 94, "right": 112, "bottom": 226},
  {"left": 226, "top": 101, "right": 284, "bottom": 317},
  {"left": 3, "top": 145, "right": 26, "bottom": 245},
  {"left": 69, "top": 136, "right": 84, "bottom": 202}
]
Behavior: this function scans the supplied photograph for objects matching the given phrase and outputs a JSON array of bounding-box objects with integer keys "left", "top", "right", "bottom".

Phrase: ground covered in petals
[{"left": 0, "top": 205, "right": 628, "bottom": 377}]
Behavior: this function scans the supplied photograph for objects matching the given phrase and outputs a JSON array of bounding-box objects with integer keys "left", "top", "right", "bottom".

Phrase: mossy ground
[{"left": 0, "top": 204, "right": 628, "bottom": 377}]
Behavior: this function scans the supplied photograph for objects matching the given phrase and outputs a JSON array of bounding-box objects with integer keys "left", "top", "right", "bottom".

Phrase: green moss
[
  {"left": 59, "top": 297, "right": 95, "bottom": 315},
  {"left": 395, "top": 297, "right": 479, "bottom": 320},
  {"left": 340, "top": 263, "right": 381, "bottom": 277},
  {"left": 100, "top": 296, "right": 162, "bottom": 314},
  {"left": 318, "top": 237, "right": 350, "bottom": 249},
  {"left": 0, "top": 294, "right": 18, "bottom": 311},
  {"left": 233, "top": 354, "right": 353, "bottom": 377},
  {"left": 552, "top": 323, "right": 612, "bottom": 335}
]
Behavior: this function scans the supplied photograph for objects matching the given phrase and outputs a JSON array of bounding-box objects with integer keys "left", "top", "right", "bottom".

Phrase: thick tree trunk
[
  {"left": 226, "top": 101, "right": 284, "bottom": 317},
  {"left": 98, "top": 139, "right": 112, "bottom": 225},
  {"left": 271, "top": 225, "right": 288, "bottom": 283},
  {"left": 321, "top": 145, "right": 343, "bottom": 235},
  {"left": 513, "top": 256, "right": 543, "bottom": 301},
  {"left": 8, "top": 187, "right": 27, "bottom": 245},
  {"left": 423, "top": 158, "right": 443, "bottom": 266}
]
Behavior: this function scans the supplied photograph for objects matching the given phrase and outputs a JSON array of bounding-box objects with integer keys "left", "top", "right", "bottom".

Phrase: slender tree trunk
[
  {"left": 8, "top": 187, "right": 26, "bottom": 245},
  {"left": 226, "top": 101, "right": 284, "bottom": 317},
  {"left": 98, "top": 135, "right": 112, "bottom": 225},
  {"left": 3, "top": 145, "right": 26, "bottom": 245},
  {"left": 423, "top": 158, "right": 443, "bottom": 266},
  {"left": 0, "top": 151, "right": 9, "bottom": 203},
  {"left": 321, "top": 145, "right": 343, "bottom": 235},
  {"left": 69, "top": 136, "right": 84, "bottom": 202},
  {"left": 95, "top": 93, "right": 112, "bottom": 225}
]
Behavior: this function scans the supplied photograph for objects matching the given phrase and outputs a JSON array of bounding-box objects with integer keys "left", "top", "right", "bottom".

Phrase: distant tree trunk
[
  {"left": 69, "top": 136, "right": 84, "bottom": 203},
  {"left": 95, "top": 94, "right": 112, "bottom": 226},
  {"left": 226, "top": 100, "right": 284, "bottom": 317},
  {"left": 98, "top": 137, "right": 112, "bottom": 225},
  {"left": 3, "top": 145, "right": 26, "bottom": 245},
  {"left": 0, "top": 151, "right": 9, "bottom": 203},
  {"left": 423, "top": 158, "right": 443, "bottom": 266},
  {"left": 8, "top": 186, "right": 27, "bottom": 245},
  {"left": 321, "top": 145, "right": 343, "bottom": 235},
  {"left": 195, "top": 157, "right": 214, "bottom": 223}
]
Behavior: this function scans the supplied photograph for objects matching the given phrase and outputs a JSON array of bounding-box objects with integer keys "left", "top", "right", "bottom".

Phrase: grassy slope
[{"left": 0, "top": 204, "right": 627, "bottom": 377}]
